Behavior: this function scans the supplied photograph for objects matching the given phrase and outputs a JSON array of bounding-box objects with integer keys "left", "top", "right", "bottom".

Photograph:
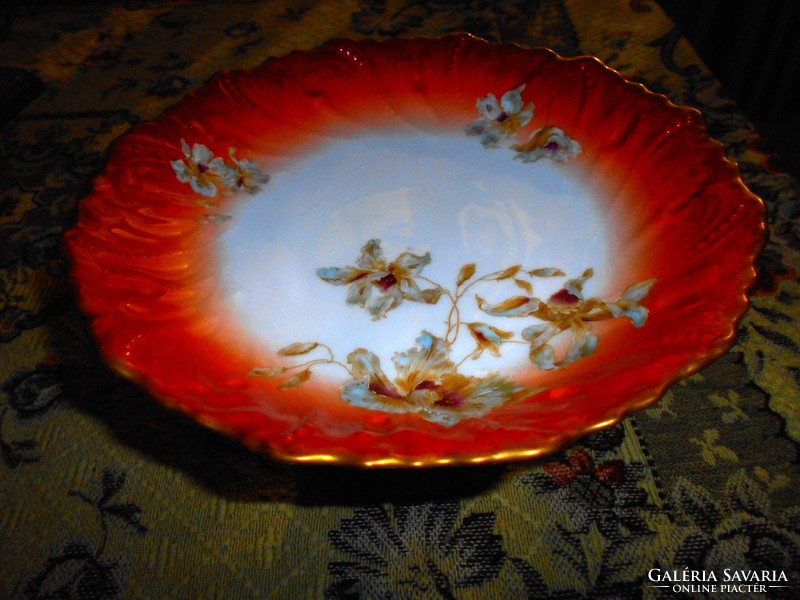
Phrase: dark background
[
  {"left": 2, "top": 0, "right": 799, "bottom": 179},
  {"left": 658, "top": 0, "right": 800, "bottom": 179}
]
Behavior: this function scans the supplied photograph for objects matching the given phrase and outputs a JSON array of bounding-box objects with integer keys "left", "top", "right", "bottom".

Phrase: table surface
[{"left": 1, "top": 1, "right": 798, "bottom": 598}]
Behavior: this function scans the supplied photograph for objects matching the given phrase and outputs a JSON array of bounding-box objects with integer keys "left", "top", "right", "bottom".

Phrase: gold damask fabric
[{"left": 1, "top": 1, "right": 798, "bottom": 598}]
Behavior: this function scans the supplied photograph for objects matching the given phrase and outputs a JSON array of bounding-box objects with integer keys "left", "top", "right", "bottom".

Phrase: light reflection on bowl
[{"left": 65, "top": 35, "right": 766, "bottom": 467}]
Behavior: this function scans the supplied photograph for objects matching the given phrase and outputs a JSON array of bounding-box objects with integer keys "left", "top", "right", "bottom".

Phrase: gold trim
[{"left": 70, "top": 34, "right": 767, "bottom": 469}]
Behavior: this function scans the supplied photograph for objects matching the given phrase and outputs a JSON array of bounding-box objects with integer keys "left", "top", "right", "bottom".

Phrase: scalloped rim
[{"left": 66, "top": 34, "right": 767, "bottom": 468}]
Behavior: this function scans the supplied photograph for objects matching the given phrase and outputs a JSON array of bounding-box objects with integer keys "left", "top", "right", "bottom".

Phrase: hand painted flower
[
  {"left": 608, "top": 279, "right": 656, "bottom": 327},
  {"left": 219, "top": 148, "right": 271, "bottom": 194},
  {"left": 466, "top": 85, "right": 534, "bottom": 148},
  {"left": 317, "top": 239, "right": 443, "bottom": 320},
  {"left": 521, "top": 271, "right": 607, "bottom": 369},
  {"left": 480, "top": 269, "right": 654, "bottom": 369},
  {"left": 512, "top": 126, "right": 582, "bottom": 163},
  {"left": 467, "top": 322, "right": 514, "bottom": 357},
  {"left": 341, "top": 332, "right": 527, "bottom": 426},
  {"left": 522, "top": 319, "right": 598, "bottom": 370},
  {"left": 171, "top": 139, "right": 229, "bottom": 197}
]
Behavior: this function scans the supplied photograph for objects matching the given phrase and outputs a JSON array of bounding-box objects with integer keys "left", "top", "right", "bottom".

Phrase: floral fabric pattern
[{"left": 327, "top": 503, "right": 508, "bottom": 597}]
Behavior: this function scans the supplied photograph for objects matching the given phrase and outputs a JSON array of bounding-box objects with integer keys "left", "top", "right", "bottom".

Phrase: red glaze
[{"left": 65, "top": 35, "right": 766, "bottom": 467}]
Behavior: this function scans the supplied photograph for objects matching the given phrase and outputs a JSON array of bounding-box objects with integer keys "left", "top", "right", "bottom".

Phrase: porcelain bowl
[{"left": 66, "top": 35, "right": 766, "bottom": 467}]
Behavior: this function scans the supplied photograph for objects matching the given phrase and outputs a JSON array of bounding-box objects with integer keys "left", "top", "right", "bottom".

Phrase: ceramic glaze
[
  {"left": 66, "top": 35, "right": 765, "bottom": 464},
  {"left": 220, "top": 132, "right": 610, "bottom": 382}
]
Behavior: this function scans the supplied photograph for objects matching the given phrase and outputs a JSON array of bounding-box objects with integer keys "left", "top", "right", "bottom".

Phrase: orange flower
[{"left": 512, "top": 126, "right": 582, "bottom": 163}]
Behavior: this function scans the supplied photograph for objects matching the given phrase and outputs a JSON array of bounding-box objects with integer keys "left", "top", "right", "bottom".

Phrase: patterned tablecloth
[{"left": 1, "top": 1, "right": 798, "bottom": 598}]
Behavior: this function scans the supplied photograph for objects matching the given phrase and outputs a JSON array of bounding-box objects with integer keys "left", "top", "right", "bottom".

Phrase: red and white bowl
[{"left": 66, "top": 35, "right": 766, "bottom": 467}]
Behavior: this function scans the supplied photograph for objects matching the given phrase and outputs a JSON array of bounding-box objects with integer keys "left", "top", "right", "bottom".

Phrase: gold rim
[{"left": 73, "top": 34, "right": 768, "bottom": 469}]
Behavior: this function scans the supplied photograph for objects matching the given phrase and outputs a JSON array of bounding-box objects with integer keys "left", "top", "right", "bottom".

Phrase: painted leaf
[
  {"left": 457, "top": 263, "right": 477, "bottom": 286},
  {"left": 529, "top": 267, "right": 565, "bottom": 277},
  {"left": 201, "top": 213, "right": 232, "bottom": 224},
  {"left": 477, "top": 295, "right": 540, "bottom": 317},
  {"left": 280, "top": 369, "right": 312, "bottom": 389},
  {"left": 421, "top": 287, "right": 444, "bottom": 304},
  {"left": 196, "top": 198, "right": 220, "bottom": 209},
  {"left": 514, "top": 278, "right": 533, "bottom": 294},
  {"left": 620, "top": 278, "right": 656, "bottom": 302},
  {"left": 249, "top": 366, "right": 287, "bottom": 378},
  {"left": 492, "top": 265, "right": 522, "bottom": 280},
  {"left": 278, "top": 342, "right": 319, "bottom": 357}
]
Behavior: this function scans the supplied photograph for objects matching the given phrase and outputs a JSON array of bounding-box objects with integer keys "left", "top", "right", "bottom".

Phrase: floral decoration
[
  {"left": 218, "top": 148, "right": 271, "bottom": 193},
  {"left": 252, "top": 240, "right": 655, "bottom": 425},
  {"left": 466, "top": 85, "right": 582, "bottom": 163},
  {"left": 316, "top": 238, "right": 443, "bottom": 320},
  {"left": 465, "top": 84, "right": 534, "bottom": 148},
  {"left": 481, "top": 269, "right": 655, "bottom": 369},
  {"left": 512, "top": 126, "right": 583, "bottom": 163},
  {"left": 171, "top": 139, "right": 269, "bottom": 198},
  {"left": 242, "top": 85, "right": 649, "bottom": 423},
  {"left": 20, "top": 468, "right": 146, "bottom": 599},
  {"left": 341, "top": 331, "right": 526, "bottom": 427},
  {"left": 171, "top": 139, "right": 225, "bottom": 197},
  {"left": 6, "top": 13, "right": 784, "bottom": 596}
]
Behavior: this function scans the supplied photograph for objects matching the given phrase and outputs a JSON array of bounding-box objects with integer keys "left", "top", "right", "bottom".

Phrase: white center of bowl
[{"left": 218, "top": 132, "right": 611, "bottom": 382}]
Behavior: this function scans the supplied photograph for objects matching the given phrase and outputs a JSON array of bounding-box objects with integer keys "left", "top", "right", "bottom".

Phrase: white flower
[
  {"left": 608, "top": 279, "right": 656, "bottom": 327},
  {"left": 219, "top": 148, "right": 271, "bottom": 193},
  {"left": 317, "top": 239, "right": 442, "bottom": 320},
  {"left": 172, "top": 140, "right": 270, "bottom": 197},
  {"left": 340, "top": 332, "right": 526, "bottom": 426},
  {"left": 466, "top": 85, "right": 535, "bottom": 148},
  {"left": 171, "top": 139, "right": 229, "bottom": 197}
]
